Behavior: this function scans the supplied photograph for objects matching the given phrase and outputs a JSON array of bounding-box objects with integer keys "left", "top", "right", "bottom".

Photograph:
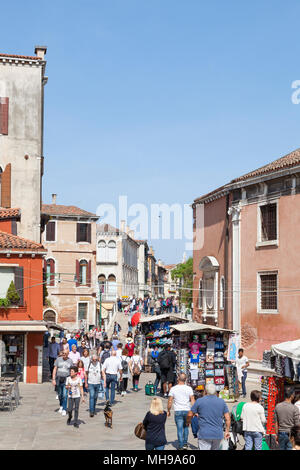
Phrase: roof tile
[
  {"left": 0, "top": 231, "right": 46, "bottom": 251},
  {"left": 42, "top": 204, "right": 98, "bottom": 218}
]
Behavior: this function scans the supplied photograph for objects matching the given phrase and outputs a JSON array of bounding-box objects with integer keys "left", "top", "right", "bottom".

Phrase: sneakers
[
  {"left": 90, "top": 413, "right": 94, "bottom": 417},
  {"left": 74, "top": 423, "right": 79, "bottom": 428},
  {"left": 56, "top": 395, "right": 59, "bottom": 400},
  {"left": 67, "top": 415, "right": 72, "bottom": 425},
  {"left": 58, "top": 406, "right": 63, "bottom": 414},
  {"left": 61, "top": 410, "right": 67, "bottom": 416},
  {"left": 183, "top": 444, "right": 189, "bottom": 450}
]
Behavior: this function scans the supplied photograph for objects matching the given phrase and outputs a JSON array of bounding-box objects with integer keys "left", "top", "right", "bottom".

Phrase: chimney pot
[{"left": 35, "top": 45, "right": 47, "bottom": 60}]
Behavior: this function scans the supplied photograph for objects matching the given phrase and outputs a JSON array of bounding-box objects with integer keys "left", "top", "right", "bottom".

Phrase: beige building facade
[{"left": 42, "top": 199, "right": 98, "bottom": 331}]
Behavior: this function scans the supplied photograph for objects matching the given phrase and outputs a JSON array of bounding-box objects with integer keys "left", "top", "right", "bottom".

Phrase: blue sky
[{"left": 2, "top": 1, "right": 300, "bottom": 263}]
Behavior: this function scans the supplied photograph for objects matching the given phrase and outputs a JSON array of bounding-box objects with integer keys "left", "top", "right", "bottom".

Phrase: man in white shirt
[
  {"left": 102, "top": 350, "right": 123, "bottom": 405},
  {"left": 241, "top": 390, "right": 266, "bottom": 450},
  {"left": 167, "top": 373, "right": 195, "bottom": 450},
  {"left": 236, "top": 348, "right": 249, "bottom": 398}
]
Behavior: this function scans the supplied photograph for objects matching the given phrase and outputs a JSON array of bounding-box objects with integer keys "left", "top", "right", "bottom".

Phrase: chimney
[
  {"left": 126, "top": 225, "right": 130, "bottom": 234},
  {"left": 120, "top": 220, "right": 125, "bottom": 232},
  {"left": 129, "top": 230, "right": 134, "bottom": 239},
  {"left": 52, "top": 193, "right": 57, "bottom": 204},
  {"left": 34, "top": 45, "right": 47, "bottom": 60}
]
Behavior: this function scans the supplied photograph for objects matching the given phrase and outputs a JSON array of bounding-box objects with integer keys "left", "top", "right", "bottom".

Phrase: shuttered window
[
  {"left": 46, "top": 221, "right": 56, "bottom": 242},
  {"left": 45, "top": 259, "right": 55, "bottom": 286},
  {"left": 14, "top": 266, "right": 24, "bottom": 306},
  {"left": 77, "top": 223, "right": 91, "bottom": 243},
  {"left": 0, "top": 97, "right": 9, "bottom": 135}
]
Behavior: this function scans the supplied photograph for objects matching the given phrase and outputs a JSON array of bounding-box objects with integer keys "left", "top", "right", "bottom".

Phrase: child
[{"left": 66, "top": 366, "right": 84, "bottom": 428}]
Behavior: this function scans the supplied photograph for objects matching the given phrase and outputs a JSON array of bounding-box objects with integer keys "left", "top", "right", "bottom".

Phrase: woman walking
[
  {"left": 143, "top": 397, "right": 167, "bottom": 450},
  {"left": 65, "top": 366, "right": 85, "bottom": 428},
  {"left": 129, "top": 349, "right": 143, "bottom": 392},
  {"left": 241, "top": 390, "right": 266, "bottom": 450},
  {"left": 120, "top": 348, "right": 130, "bottom": 396}
]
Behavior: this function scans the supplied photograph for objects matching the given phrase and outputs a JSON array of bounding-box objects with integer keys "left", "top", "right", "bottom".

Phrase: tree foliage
[
  {"left": 171, "top": 257, "right": 193, "bottom": 308},
  {"left": 6, "top": 281, "right": 20, "bottom": 305}
]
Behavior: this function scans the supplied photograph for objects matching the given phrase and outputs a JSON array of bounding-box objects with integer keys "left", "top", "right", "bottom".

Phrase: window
[
  {"left": 107, "top": 240, "right": 117, "bottom": 262},
  {"left": 260, "top": 203, "right": 277, "bottom": 242},
  {"left": 79, "top": 259, "right": 88, "bottom": 285},
  {"left": 45, "top": 259, "right": 55, "bottom": 286},
  {"left": 98, "top": 274, "right": 106, "bottom": 293},
  {"left": 258, "top": 272, "right": 278, "bottom": 313},
  {"left": 0, "top": 266, "right": 24, "bottom": 305},
  {"left": 199, "top": 279, "right": 203, "bottom": 309},
  {"left": 98, "top": 240, "right": 106, "bottom": 262},
  {"left": 46, "top": 221, "right": 56, "bottom": 242},
  {"left": 220, "top": 276, "right": 225, "bottom": 310},
  {"left": 43, "top": 309, "right": 56, "bottom": 323},
  {"left": 77, "top": 223, "right": 91, "bottom": 243},
  {"left": 78, "top": 302, "right": 88, "bottom": 321},
  {"left": 0, "top": 97, "right": 9, "bottom": 135}
]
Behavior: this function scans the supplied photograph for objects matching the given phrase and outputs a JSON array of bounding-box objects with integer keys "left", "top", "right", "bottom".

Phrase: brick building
[{"left": 193, "top": 148, "right": 300, "bottom": 360}]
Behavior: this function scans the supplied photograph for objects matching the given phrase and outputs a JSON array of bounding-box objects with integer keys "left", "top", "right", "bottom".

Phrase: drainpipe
[{"left": 224, "top": 194, "right": 229, "bottom": 329}]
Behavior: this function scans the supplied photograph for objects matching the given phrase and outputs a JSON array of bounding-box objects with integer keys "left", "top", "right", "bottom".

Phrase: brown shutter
[
  {"left": 46, "top": 221, "right": 55, "bottom": 241},
  {"left": 50, "top": 259, "right": 55, "bottom": 286},
  {"left": 76, "top": 223, "right": 80, "bottom": 243},
  {"left": 76, "top": 260, "right": 80, "bottom": 287},
  {"left": 1, "top": 163, "right": 11, "bottom": 208},
  {"left": 87, "top": 223, "right": 91, "bottom": 243},
  {"left": 0, "top": 97, "right": 9, "bottom": 135},
  {"left": 87, "top": 260, "right": 91, "bottom": 287},
  {"left": 14, "top": 266, "right": 24, "bottom": 306},
  {"left": 11, "top": 220, "right": 17, "bottom": 235}
]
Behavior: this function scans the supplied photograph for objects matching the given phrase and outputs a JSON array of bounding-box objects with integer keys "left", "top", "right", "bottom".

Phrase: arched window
[
  {"left": 98, "top": 240, "right": 106, "bottom": 262},
  {"left": 79, "top": 259, "right": 88, "bottom": 285},
  {"left": 43, "top": 309, "right": 56, "bottom": 323},
  {"left": 107, "top": 274, "right": 117, "bottom": 300},
  {"left": 45, "top": 258, "right": 55, "bottom": 286},
  {"left": 107, "top": 240, "right": 117, "bottom": 262},
  {"left": 98, "top": 274, "right": 106, "bottom": 293},
  {"left": 220, "top": 276, "right": 225, "bottom": 310}
]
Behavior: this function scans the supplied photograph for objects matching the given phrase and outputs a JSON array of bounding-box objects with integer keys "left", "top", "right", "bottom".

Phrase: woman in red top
[{"left": 125, "top": 333, "right": 135, "bottom": 358}]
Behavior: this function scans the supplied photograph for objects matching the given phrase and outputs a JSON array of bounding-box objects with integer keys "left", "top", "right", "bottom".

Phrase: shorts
[{"left": 160, "top": 368, "right": 174, "bottom": 384}]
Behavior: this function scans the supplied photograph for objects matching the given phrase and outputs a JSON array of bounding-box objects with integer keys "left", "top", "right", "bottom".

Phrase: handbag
[{"left": 134, "top": 422, "right": 146, "bottom": 440}]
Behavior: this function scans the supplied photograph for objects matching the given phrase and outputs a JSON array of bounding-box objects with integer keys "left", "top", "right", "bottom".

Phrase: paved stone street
[{"left": 0, "top": 372, "right": 258, "bottom": 450}]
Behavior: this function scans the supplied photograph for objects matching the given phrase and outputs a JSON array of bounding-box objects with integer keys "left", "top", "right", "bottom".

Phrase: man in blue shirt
[
  {"left": 187, "top": 383, "right": 231, "bottom": 450},
  {"left": 67, "top": 333, "right": 77, "bottom": 350},
  {"left": 48, "top": 336, "right": 61, "bottom": 377}
]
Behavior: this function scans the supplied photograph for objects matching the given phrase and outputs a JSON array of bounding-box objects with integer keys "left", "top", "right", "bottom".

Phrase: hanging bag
[{"left": 134, "top": 422, "right": 147, "bottom": 440}]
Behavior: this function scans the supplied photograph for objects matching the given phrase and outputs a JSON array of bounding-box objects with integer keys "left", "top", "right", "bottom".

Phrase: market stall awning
[
  {"left": 139, "top": 313, "right": 188, "bottom": 324},
  {"left": 172, "top": 321, "right": 235, "bottom": 333},
  {"left": 271, "top": 339, "right": 300, "bottom": 362},
  {"left": 0, "top": 321, "right": 48, "bottom": 332}
]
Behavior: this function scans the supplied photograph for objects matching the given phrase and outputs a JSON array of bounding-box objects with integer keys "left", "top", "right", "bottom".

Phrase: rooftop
[
  {"left": 0, "top": 208, "right": 20, "bottom": 220},
  {"left": 42, "top": 204, "right": 98, "bottom": 219},
  {"left": 0, "top": 231, "right": 46, "bottom": 252}
]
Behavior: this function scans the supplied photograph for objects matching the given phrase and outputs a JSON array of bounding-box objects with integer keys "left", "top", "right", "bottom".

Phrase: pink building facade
[{"left": 193, "top": 148, "right": 300, "bottom": 360}]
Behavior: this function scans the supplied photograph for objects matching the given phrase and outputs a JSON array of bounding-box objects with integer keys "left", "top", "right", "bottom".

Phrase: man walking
[
  {"left": 102, "top": 350, "right": 123, "bottom": 405},
  {"left": 167, "top": 373, "right": 194, "bottom": 450},
  {"left": 85, "top": 354, "right": 102, "bottom": 417},
  {"left": 236, "top": 348, "right": 250, "bottom": 398},
  {"left": 275, "top": 387, "right": 300, "bottom": 450},
  {"left": 52, "top": 350, "right": 73, "bottom": 416},
  {"left": 187, "top": 383, "right": 230, "bottom": 450},
  {"left": 48, "top": 336, "right": 60, "bottom": 378},
  {"left": 158, "top": 344, "right": 176, "bottom": 398},
  {"left": 149, "top": 297, "right": 155, "bottom": 316}
]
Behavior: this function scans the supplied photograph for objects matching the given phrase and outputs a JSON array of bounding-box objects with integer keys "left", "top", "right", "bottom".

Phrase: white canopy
[{"left": 271, "top": 339, "right": 300, "bottom": 362}]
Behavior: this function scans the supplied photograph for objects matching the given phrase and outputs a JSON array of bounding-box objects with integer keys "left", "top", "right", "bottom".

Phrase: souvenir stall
[
  {"left": 136, "top": 314, "right": 188, "bottom": 366},
  {"left": 171, "top": 322, "right": 239, "bottom": 399},
  {"left": 260, "top": 339, "right": 300, "bottom": 435}
]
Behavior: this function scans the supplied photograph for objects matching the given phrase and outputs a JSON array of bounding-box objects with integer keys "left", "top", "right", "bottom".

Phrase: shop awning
[
  {"left": 271, "top": 339, "right": 300, "bottom": 362},
  {"left": 0, "top": 321, "right": 48, "bottom": 332},
  {"left": 139, "top": 313, "right": 188, "bottom": 324},
  {"left": 171, "top": 321, "right": 235, "bottom": 334}
]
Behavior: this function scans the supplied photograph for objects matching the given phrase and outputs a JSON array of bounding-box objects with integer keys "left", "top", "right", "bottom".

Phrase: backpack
[
  {"left": 158, "top": 351, "right": 171, "bottom": 369},
  {"left": 101, "top": 350, "right": 111, "bottom": 365},
  {"left": 121, "top": 358, "right": 129, "bottom": 374},
  {"left": 132, "top": 358, "right": 141, "bottom": 376}
]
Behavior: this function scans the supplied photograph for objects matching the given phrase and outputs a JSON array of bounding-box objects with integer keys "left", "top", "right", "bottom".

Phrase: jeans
[
  {"left": 244, "top": 431, "right": 263, "bottom": 450},
  {"left": 144, "top": 307, "right": 148, "bottom": 315},
  {"left": 145, "top": 443, "right": 165, "bottom": 450},
  {"left": 49, "top": 357, "right": 56, "bottom": 376},
  {"left": 56, "top": 379, "right": 68, "bottom": 411},
  {"left": 278, "top": 432, "right": 293, "bottom": 450},
  {"left": 198, "top": 439, "right": 222, "bottom": 450},
  {"left": 88, "top": 383, "right": 100, "bottom": 414},
  {"left": 174, "top": 410, "right": 189, "bottom": 448},
  {"left": 154, "top": 373, "right": 160, "bottom": 392},
  {"left": 105, "top": 374, "right": 118, "bottom": 403},
  {"left": 150, "top": 308, "right": 154, "bottom": 315},
  {"left": 241, "top": 371, "right": 247, "bottom": 396}
]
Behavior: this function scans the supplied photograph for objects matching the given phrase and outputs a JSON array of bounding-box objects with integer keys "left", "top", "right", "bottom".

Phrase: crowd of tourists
[{"left": 118, "top": 295, "right": 180, "bottom": 316}]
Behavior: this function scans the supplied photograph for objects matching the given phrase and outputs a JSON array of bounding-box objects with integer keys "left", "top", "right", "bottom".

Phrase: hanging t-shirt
[
  {"left": 189, "top": 342, "right": 201, "bottom": 354},
  {"left": 189, "top": 352, "right": 201, "bottom": 364}
]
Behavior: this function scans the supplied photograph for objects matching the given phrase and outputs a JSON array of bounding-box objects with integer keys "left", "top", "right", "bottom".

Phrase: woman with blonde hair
[{"left": 142, "top": 397, "right": 167, "bottom": 450}]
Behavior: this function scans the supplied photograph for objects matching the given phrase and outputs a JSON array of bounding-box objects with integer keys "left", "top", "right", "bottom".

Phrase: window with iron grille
[
  {"left": 78, "top": 302, "right": 88, "bottom": 321},
  {"left": 260, "top": 203, "right": 277, "bottom": 241},
  {"left": 260, "top": 273, "right": 278, "bottom": 311}
]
